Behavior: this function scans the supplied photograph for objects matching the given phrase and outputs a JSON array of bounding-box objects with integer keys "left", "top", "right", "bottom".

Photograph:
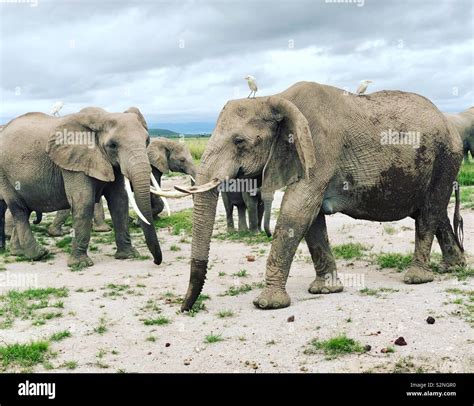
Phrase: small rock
[
  {"left": 246, "top": 255, "right": 256, "bottom": 262},
  {"left": 381, "top": 348, "right": 389, "bottom": 353},
  {"left": 147, "top": 352, "right": 152, "bottom": 355},
  {"left": 184, "top": 360, "right": 191, "bottom": 366},
  {"left": 364, "top": 345, "right": 371, "bottom": 352},
  {"left": 287, "top": 315, "right": 295, "bottom": 322},
  {"left": 394, "top": 337, "right": 407, "bottom": 346},
  {"left": 426, "top": 316, "right": 435, "bottom": 325},
  {"left": 165, "top": 343, "right": 171, "bottom": 347},
  {"left": 300, "top": 366, "right": 308, "bottom": 372}
]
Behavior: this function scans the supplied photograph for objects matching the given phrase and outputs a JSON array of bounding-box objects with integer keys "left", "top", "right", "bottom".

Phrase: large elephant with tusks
[{"left": 176, "top": 81, "right": 465, "bottom": 310}]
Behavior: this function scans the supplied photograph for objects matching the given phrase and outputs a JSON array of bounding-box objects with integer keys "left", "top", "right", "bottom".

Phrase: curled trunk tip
[{"left": 181, "top": 258, "right": 208, "bottom": 311}]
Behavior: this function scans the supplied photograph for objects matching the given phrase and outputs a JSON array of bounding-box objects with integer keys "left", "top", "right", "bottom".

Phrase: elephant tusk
[
  {"left": 150, "top": 174, "right": 171, "bottom": 216},
  {"left": 189, "top": 175, "right": 196, "bottom": 184},
  {"left": 174, "top": 178, "right": 220, "bottom": 194},
  {"left": 149, "top": 186, "right": 190, "bottom": 199},
  {"left": 124, "top": 177, "right": 151, "bottom": 226}
]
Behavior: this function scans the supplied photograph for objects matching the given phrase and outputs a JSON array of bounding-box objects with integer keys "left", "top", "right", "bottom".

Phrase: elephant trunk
[
  {"left": 130, "top": 165, "right": 162, "bottom": 264},
  {"left": 262, "top": 192, "right": 273, "bottom": 237},
  {"left": 181, "top": 179, "right": 219, "bottom": 311}
]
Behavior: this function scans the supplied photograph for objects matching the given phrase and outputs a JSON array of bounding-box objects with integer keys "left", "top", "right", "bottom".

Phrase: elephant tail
[
  {"left": 453, "top": 184, "right": 464, "bottom": 252},
  {"left": 33, "top": 211, "right": 43, "bottom": 225}
]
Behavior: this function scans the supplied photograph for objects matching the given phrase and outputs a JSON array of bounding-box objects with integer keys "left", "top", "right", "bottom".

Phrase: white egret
[
  {"left": 356, "top": 80, "right": 373, "bottom": 96},
  {"left": 50, "top": 101, "right": 64, "bottom": 116},
  {"left": 244, "top": 75, "right": 258, "bottom": 98}
]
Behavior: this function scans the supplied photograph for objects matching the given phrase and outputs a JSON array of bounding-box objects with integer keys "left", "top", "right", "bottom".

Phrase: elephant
[
  {"left": 0, "top": 106, "right": 162, "bottom": 267},
  {"left": 147, "top": 137, "right": 196, "bottom": 220},
  {"left": 221, "top": 190, "right": 273, "bottom": 236},
  {"left": 176, "top": 81, "right": 466, "bottom": 311},
  {"left": 444, "top": 107, "right": 474, "bottom": 163},
  {"left": 4, "top": 209, "right": 42, "bottom": 238},
  {"left": 47, "top": 198, "right": 111, "bottom": 237}
]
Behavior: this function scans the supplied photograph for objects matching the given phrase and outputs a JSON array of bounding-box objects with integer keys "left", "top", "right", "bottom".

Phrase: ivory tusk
[
  {"left": 189, "top": 175, "right": 196, "bottom": 184},
  {"left": 124, "top": 177, "right": 151, "bottom": 225},
  {"left": 174, "top": 178, "right": 220, "bottom": 194},
  {"left": 150, "top": 174, "right": 171, "bottom": 216}
]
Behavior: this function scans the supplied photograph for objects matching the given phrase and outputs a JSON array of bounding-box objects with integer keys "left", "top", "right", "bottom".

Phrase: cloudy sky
[{"left": 0, "top": 0, "right": 472, "bottom": 132}]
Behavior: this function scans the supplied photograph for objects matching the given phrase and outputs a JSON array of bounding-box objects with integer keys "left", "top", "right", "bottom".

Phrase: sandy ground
[{"left": 0, "top": 175, "right": 473, "bottom": 373}]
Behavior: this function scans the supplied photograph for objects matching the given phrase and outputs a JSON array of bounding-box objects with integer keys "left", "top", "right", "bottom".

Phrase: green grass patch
[
  {"left": 0, "top": 341, "right": 50, "bottom": 370},
  {"left": 184, "top": 137, "right": 209, "bottom": 161},
  {"left": 217, "top": 309, "right": 234, "bottom": 318},
  {"left": 50, "top": 330, "right": 71, "bottom": 342},
  {"left": 170, "top": 244, "right": 181, "bottom": 252},
  {"left": 458, "top": 163, "right": 474, "bottom": 186},
  {"left": 204, "top": 332, "right": 223, "bottom": 344},
  {"left": 155, "top": 209, "right": 193, "bottom": 235},
  {"left": 376, "top": 253, "right": 412, "bottom": 271},
  {"left": 143, "top": 316, "right": 170, "bottom": 326},
  {"left": 0, "top": 287, "right": 68, "bottom": 329},
  {"left": 304, "top": 334, "right": 365, "bottom": 358},
  {"left": 220, "top": 281, "right": 265, "bottom": 297},
  {"left": 55, "top": 236, "right": 73, "bottom": 253},
  {"left": 233, "top": 269, "right": 248, "bottom": 278},
  {"left": 332, "top": 243, "right": 368, "bottom": 260}
]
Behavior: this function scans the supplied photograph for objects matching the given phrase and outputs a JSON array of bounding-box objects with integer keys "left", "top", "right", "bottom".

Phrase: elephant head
[
  {"left": 147, "top": 137, "right": 197, "bottom": 180},
  {"left": 177, "top": 97, "right": 317, "bottom": 310},
  {"left": 46, "top": 106, "right": 162, "bottom": 264}
]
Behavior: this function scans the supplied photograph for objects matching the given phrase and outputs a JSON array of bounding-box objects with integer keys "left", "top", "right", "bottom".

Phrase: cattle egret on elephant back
[
  {"left": 244, "top": 75, "right": 258, "bottom": 98},
  {"left": 356, "top": 80, "right": 372, "bottom": 96},
  {"left": 50, "top": 101, "right": 64, "bottom": 116}
]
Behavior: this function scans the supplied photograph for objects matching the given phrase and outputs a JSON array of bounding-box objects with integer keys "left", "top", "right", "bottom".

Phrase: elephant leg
[
  {"left": 221, "top": 192, "right": 235, "bottom": 233},
  {"left": 253, "top": 180, "right": 321, "bottom": 309},
  {"left": 237, "top": 204, "right": 249, "bottom": 232},
  {"left": 62, "top": 172, "right": 95, "bottom": 268},
  {"left": 242, "top": 192, "right": 259, "bottom": 233},
  {"left": 5, "top": 209, "right": 13, "bottom": 239},
  {"left": 305, "top": 212, "right": 343, "bottom": 294},
  {"left": 404, "top": 210, "right": 436, "bottom": 284},
  {"left": 0, "top": 201, "right": 6, "bottom": 251},
  {"left": 435, "top": 216, "right": 466, "bottom": 271},
  {"left": 92, "top": 198, "right": 111, "bottom": 232},
  {"left": 8, "top": 202, "right": 48, "bottom": 260},
  {"left": 103, "top": 178, "right": 139, "bottom": 260},
  {"left": 48, "top": 209, "right": 70, "bottom": 237}
]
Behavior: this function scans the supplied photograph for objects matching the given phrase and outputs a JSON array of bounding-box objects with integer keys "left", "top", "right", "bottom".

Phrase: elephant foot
[
  {"left": 48, "top": 226, "right": 67, "bottom": 237},
  {"left": 253, "top": 287, "right": 291, "bottom": 310},
  {"left": 308, "top": 275, "right": 344, "bottom": 294},
  {"left": 93, "top": 223, "right": 111, "bottom": 233},
  {"left": 68, "top": 254, "right": 94, "bottom": 269},
  {"left": 24, "top": 244, "right": 49, "bottom": 261},
  {"left": 115, "top": 247, "right": 140, "bottom": 260},
  {"left": 404, "top": 265, "right": 434, "bottom": 284}
]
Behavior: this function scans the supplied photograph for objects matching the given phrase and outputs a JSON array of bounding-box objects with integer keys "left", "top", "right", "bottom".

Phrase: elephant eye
[
  {"left": 107, "top": 140, "right": 118, "bottom": 150},
  {"left": 146, "top": 136, "right": 150, "bottom": 147},
  {"left": 233, "top": 136, "right": 245, "bottom": 146}
]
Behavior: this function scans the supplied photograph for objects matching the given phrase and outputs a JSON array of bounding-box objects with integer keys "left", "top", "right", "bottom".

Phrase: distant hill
[
  {"left": 148, "top": 128, "right": 210, "bottom": 138},
  {"left": 148, "top": 128, "right": 180, "bottom": 137}
]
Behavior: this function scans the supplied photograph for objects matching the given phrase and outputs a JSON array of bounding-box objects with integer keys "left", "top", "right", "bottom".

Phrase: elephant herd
[{"left": 0, "top": 81, "right": 472, "bottom": 311}]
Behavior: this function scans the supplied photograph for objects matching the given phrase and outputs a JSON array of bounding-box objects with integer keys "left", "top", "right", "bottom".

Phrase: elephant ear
[
  {"left": 261, "top": 96, "right": 317, "bottom": 192},
  {"left": 147, "top": 139, "right": 169, "bottom": 174},
  {"left": 46, "top": 111, "right": 115, "bottom": 182},
  {"left": 124, "top": 107, "right": 148, "bottom": 130}
]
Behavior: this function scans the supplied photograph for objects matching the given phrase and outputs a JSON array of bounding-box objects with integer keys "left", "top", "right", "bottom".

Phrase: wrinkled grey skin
[
  {"left": 444, "top": 107, "right": 474, "bottom": 163},
  {"left": 181, "top": 81, "right": 465, "bottom": 311},
  {"left": 147, "top": 137, "right": 196, "bottom": 219},
  {"left": 221, "top": 190, "right": 273, "bottom": 236},
  {"left": 0, "top": 107, "right": 162, "bottom": 267}
]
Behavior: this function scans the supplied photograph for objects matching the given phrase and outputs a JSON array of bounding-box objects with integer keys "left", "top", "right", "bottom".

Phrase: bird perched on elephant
[
  {"left": 444, "top": 107, "right": 474, "bottom": 163},
  {"left": 176, "top": 81, "right": 465, "bottom": 311},
  {"left": 221, "top": 189, "right": 273, "bottom": 237},
  {"left": 0, "top": 107, "right": 162, "bottom": 268}
]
